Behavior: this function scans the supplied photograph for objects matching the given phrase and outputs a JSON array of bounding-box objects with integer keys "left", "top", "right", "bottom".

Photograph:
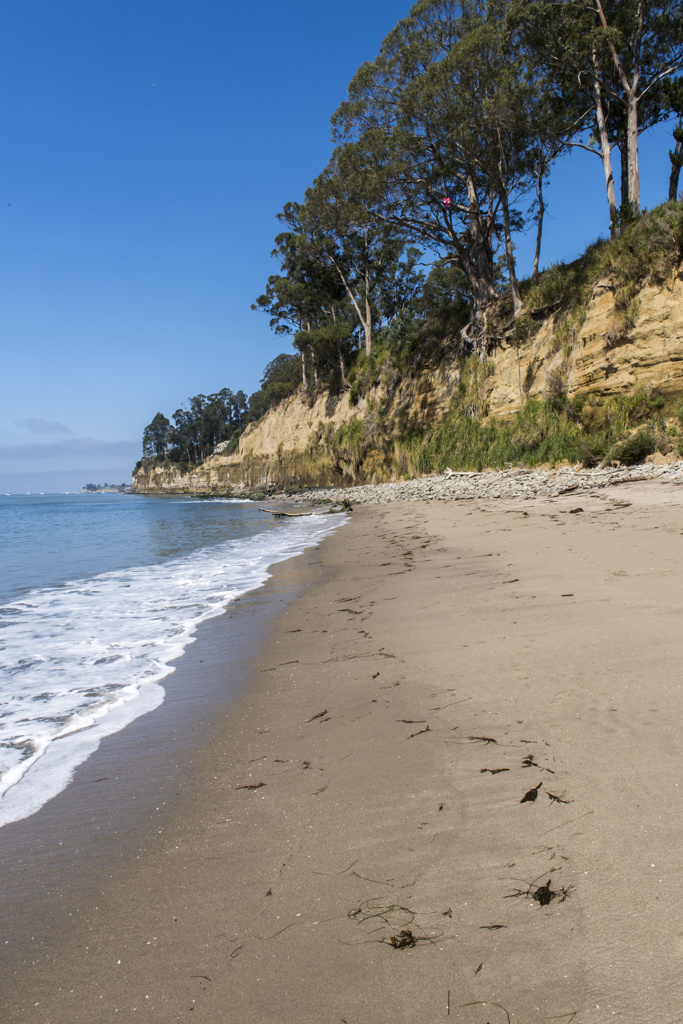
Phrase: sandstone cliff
[{"left": 133, "top": 270, "right": 683, "bottom": 494}]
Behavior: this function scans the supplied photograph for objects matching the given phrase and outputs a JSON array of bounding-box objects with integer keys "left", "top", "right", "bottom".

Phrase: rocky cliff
[{"left": 133, "top": 269, "right": 683, "bottom": 494}]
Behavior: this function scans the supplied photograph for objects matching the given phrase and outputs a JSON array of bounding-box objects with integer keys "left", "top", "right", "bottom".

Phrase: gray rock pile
[{"left": 288, "top": 461, "right": 683, "bottom": 506}]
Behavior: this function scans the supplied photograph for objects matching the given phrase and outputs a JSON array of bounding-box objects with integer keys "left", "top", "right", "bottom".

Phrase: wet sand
[
  {"left": 3, "top": 482, "right": 683, "bottom": 1024},
  {"left": 0, "top": 554, "right": 318, "bottom": 998}
]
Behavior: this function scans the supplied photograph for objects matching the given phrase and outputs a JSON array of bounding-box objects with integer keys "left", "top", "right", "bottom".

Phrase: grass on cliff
[
  {"left": 398, "top": 388, "right": 675, "bottom": 474},
  {"left": 515, "top": 200, "right": 683, "bottom": 345},
  {"left": 319, "top": 339, "right": 677, "bottom": 478},
  {"left": 345, "top": 319, "right": 448, "bottom": 407},
  {"left": 338, "top": 202, "right": 683, "bottom": 415},
  {"left": 386, "top": 203, "right": 683, "bottom": 475}
]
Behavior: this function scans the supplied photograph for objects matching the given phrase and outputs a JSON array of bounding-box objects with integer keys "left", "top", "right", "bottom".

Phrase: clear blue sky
[{"left": 0, "top": 0, "right": 677, "bottom": 491}]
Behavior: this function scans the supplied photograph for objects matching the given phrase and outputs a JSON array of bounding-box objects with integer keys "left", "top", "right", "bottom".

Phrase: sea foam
[{"left": 0, "top": 513, "right": 342, "bottom": 827}]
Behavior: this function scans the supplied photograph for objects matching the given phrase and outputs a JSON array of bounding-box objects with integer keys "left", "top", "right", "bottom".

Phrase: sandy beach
[{"left": 3, "top": 481, "right": 683, "bottom": 1023}]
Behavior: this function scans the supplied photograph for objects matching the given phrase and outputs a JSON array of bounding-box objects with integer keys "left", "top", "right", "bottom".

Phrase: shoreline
[
  {"left": 0, "top": 545, "right": 323, "bottom": 980},
  {"left": 0, "top": 499, "right": 342, "bottom": 829},
  {"left": 4, "top": 480, "right": 683, "bottom": 1022}
]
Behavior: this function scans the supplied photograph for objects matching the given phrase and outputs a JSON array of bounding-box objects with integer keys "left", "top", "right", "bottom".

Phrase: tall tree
[
  {"left": 142, "top": 412, "right": 170, "bottom": 459},
  {"left": 594, "top": 0, "right": 683, "bottom": 215},
  {"left": 332, "top": 0, "right": 572, "bottom": 342},
  {"left": 331, "top": 0, "right": 501, "bottom": 335},
  {"left": 280, "top": 159, "right": 419, "bottom": 356},
  {"left": 253, "top": 229, "right": 354, "bottom": 383},
  {"left": 511, "top": 0, "right": 683, "bottom": 229},
  {"left": 247, "top": 354, "right": 303, "bottom": 419},
  {"left": 161, "top": 390, "right": 246, "bottom": 463}
]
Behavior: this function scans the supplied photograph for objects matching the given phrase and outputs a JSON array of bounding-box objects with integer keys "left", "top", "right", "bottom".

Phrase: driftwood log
[{"left": 258, "top": 508, "right": 313, "bottom": 518}]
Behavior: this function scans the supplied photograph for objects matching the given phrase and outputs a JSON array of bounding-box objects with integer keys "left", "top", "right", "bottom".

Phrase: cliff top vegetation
[{"left": 138, "top": 0, "right": 683, "bottom": 475}]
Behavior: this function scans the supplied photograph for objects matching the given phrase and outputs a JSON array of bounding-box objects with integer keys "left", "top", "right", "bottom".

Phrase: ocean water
[{"left": 0, "top": 493, "right": 342, "bottom": 829}]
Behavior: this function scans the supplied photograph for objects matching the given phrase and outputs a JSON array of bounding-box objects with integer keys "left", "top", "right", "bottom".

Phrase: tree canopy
[
  {"left": 254, "top": 0, "right": 681, "bottom": 353},
  {"left": 141, "top": 0, "right": 683, "bottom": 467}
]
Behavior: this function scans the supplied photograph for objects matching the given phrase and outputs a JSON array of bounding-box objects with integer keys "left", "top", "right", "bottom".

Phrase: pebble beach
[{"left": 290, "top": 458, "right": 683, "bottom": 505}]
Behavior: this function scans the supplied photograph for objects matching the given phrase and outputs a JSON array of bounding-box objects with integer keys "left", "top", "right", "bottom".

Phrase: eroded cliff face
[
  {"left": 488, "top": 274, "right": 683, "bottom": 414},
  {"left": 133, "top": 271, "right": 683, "bottom": 494},
  {"left": 132, "top": 392, "right": 356, "bottom": 494},
  {"left": 132, "top": 364, "right": 464, "bottom": 494}
]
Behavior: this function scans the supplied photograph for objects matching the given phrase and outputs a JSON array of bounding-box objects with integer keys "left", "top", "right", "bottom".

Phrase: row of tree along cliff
[
  {"left": 134, "top": 208, "right": 683, "bottom": 495},
  {"left": 135, "top": 0, "right": 683, "bottom": 493}
]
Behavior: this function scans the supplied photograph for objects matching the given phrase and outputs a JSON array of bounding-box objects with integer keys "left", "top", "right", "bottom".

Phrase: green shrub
[
  {"left": 579, "top": 435, "right": 610, "bottom": 468},
  {"left": 527, "top": 263, "right": 576, "bottom": 308},
  {"left": 607, "top": 428, "right": 657, "bottom": 465},
  {"left": 400, "top": 398, "right": 585, "bottom": 473},
  {"left": 605, "top": 390, "right": 666, "bottom": 433},
  {"left": 398, "top": 387, "right": 674, "bottom": 475}
]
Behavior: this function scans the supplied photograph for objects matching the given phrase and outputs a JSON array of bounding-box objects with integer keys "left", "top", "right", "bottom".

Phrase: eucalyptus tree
[
  {"left": 510, "top": 0, "right": 683, "bottom": 229},
  {"left": 253, "top": 266, "right": 315, "bottom": 388},
  {"left": 247, "top": 354, "right": 303, "bottom": 419},
  {"left": 592, "top": 0, "right": 683, "bottom": 215},
  {"left": 231, "top": 390, "right": 249, "bottom": 430},
  {"left": 293, "top": 321, "right": 355, "bottom": 389},
  {"left": 163, "top": 390, "right": 245, "bottom": 463},
  {"left": 331, "top": 0, "right": 570, "bottom": 342},
  {"left": 142, "top": 412, "right": 171, "bottom": 459},
  {"left": 413, "top": 261, "right": 473, "bottom": 334},
  {"left": 420, "top": 12, "right": 571, "bottom": 307},
  {"left": 284, "top": 172, "right": 374, "bottom": 356},
  {"left": 253, "top": 228, "right": 355, "bottom": 385},
  {"left": 331, "top": 0, "right": 499, "bottom": 337},
  {"left": 417, "top": 11, "right": 532, "bottom": 313},
  {"left": 279, "top": 156, "right": 420, "bottom": 356}
]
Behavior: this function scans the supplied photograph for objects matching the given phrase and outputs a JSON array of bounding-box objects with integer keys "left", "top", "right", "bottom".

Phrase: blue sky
[{"left": 0, "top": 0, "right": 678, "bottom": 491}]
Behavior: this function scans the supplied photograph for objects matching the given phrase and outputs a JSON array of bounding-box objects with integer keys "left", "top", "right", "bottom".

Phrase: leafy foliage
[
  {"left": 139, "top": 2, "right": 683, "bottom": 480},
  {"left": 248, "top": 354, "right": 302, "bottom": 420},
  {"left": 399, "top": 391, "right": 670, "bottom": 474},
  {"left": 141, "top": 389, "right": 248, "bottom": 465}
]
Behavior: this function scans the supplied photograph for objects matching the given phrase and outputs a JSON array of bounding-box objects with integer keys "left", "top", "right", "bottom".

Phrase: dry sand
[{"left": 4, "top": 482, "right": 683, "bottom": 1024}]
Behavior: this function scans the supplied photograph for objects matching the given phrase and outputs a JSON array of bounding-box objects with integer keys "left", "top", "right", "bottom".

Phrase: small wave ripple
[{"left": 0, "top": 514, "right": 342, "bottom": 827}]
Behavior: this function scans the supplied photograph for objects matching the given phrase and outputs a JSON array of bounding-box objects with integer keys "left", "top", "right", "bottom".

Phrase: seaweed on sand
[
  {"left": 505, "top": 876, "right": 574, "bottom": 906},
  {"left": 342, "top": 897, "right": 445, "bottom": 949}
]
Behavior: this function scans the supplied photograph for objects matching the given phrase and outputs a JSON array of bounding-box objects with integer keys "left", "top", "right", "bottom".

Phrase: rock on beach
[{"left": 286, "top": 460, "right": 683, "bottom": 507}]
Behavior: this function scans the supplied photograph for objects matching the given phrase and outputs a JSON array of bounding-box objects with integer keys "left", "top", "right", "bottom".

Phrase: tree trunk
[
  {"left": 328, "top": 254, "right": 372, "bottom": 357},
  {"left": 626, "top": 94, "right": 641, "bottom": 215},
  {"left": 618, "top": 131, "right": 629, "bottom": 214},
  {"left": 364, "top": 260, "right": 372, "bottom": 356},
  {"left": 517, "top": 345, "right": 524, "bottom": 406},
  {"left": 532, "top": 170, "right": 545, "bottom": 283},
  {"left": 592, "top": 56, "right": 619, "bottom": 238},
  {"left": 339, "top": 348, "right": 347, "bottom": 385},
  {"left": 669, "top": 134, "right": 683, "bottom": 201},
  {"left": 500, "top": 182, "right": 522, "bottom": 316},
  {"left": 593, "top": 0, "right": 642, "bottom": 216},
  {"left": 671, "top": 149, "right": 679, "bottom": 201},
  {"left": 466, "top": 176, "right": 498, "bottom": 310},
  {"left": 300, "top": 349, "right": 307, "bottom": 390}
]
